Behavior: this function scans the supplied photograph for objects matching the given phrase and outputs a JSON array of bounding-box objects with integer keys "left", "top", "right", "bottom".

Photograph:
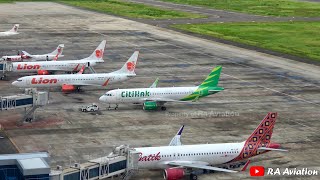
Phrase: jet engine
[
  {"left": 37, "top": 70, "right": 50, "bottom": 75},
  {"left": 62, "top": 84, "right": 76, "bottom": 92},
  {"left": 143, "top": 101, "right": 157, "bottom": 110},
  {"left": 163, "top": 168, "right": 185, "bottom": 180}
]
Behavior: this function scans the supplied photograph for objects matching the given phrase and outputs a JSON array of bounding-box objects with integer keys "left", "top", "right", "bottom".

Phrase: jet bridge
[
  {"left": 0, "top": 60, "right": 12, "bottom": 79},
  {"left": 0, "top": 88, "right": 49, "bottom": 122},
  {"left": 50, "top": 145, "right": 139, "bottom": 180}
]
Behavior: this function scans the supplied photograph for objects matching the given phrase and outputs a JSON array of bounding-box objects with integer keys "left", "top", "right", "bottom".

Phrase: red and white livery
[
  {"left": 10, "top": 40, "right": 106, "bottom": 75},
  {"left": 2, "top": 44, "right": 64, "bottom": 62},
  {"left": 0, "top": 24, "right": 19, "bottom": 37},
  {"left": 12, "top": 51, "right": 139, "bottom": 92},
  {"left": 134, "top": 112, "right": 287, "bottom": 180}
]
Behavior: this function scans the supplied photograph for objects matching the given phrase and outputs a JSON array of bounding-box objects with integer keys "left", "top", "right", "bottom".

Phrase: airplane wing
[
  {"left": 168, "top": 125, "right": 184, "bottom": 146},
  {"left": 142, "top": 97, "right": 189, "bottom": 103},
  {"left": 167, "top": 161, "right": 237, "bottom": 173}
]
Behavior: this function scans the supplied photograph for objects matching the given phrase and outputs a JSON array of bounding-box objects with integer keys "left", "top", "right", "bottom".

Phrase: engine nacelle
[
  {"left": 62, "top": 84, "right": 76, "bottom": 92},
  {"left": 37, "top": 70, "right": 50, "bottom": 75},
  {"left": 163, "top": 168, "right": 185, "bottom": 180},
  {"left": 143, "top": 101, "right": 158, "bottom": 110}
]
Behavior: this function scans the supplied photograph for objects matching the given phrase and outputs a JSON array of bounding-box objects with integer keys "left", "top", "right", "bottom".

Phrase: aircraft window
[{"left": 17, "top": 79, "right": 22, "bottom": 82}]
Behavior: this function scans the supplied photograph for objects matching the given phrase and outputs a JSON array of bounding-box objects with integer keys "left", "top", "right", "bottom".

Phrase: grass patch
[
  {"left": 162, "top": 0, "right": 320, "bottom": 17},
  {"left": 172, "top": 21, "right": 320, "bottom": 61},
  {"left": 60, "top": 0, "right": 206, "bottom": 19},
  {"left": 0, "top": 0, "right": 205, "bottom": 19}
]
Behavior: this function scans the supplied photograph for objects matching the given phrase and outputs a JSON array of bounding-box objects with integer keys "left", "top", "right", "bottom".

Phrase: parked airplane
[
  {"left": 12, "top": 51, "right": 139, "bottom": 92},
  {"left": 99, "top": 66, "right": 223, "bottom": 110},
  {"left": 134, "top": 112, "right": 287, "bottom": 180},
  {"left": 0, "top": 24, "right": 19, "bottom": 37},
  {"left": 10, "top": 40, "right": 106, "bottom": 75},
  {"left": 2, "top": 44, "right": 64, "bottom": 62}
]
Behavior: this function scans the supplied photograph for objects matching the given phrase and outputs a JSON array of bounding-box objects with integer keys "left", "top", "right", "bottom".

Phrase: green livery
[{"left": 180, "top": 66, "right": 224, "bottom": 101}]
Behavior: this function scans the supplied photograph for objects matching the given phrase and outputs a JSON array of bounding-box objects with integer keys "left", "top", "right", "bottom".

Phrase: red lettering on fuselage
[
  {"left": 31, "top": 77, "right": 57, "bottom": 84},
  {"left": 17, "top": 64, "right": 40, "bottom": 70},
  {"left": 138, "top": 152, "right": 161, "bottom": 161}
]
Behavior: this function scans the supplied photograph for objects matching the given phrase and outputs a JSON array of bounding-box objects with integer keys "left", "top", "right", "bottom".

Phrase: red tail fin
[{"left": 229, "top": 112, "right": 277, "bottom": 162}]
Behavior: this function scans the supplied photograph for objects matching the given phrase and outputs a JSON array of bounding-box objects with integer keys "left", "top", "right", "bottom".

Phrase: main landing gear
[
  {"left": 190, "top": 173, "right": 198, "bottom": 180},
  {"left": 160, "top": 106, "right": 166, "bottom": 111}
]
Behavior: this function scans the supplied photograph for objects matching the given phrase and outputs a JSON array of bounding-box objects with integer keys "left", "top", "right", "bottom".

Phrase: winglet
[
  {"left": 177, "top": 125, "right": 184, "bottom": 135},
  {"left": 168, "top": 125, "right": 184, "bottom": 146},
  {"left": 241, "top": 160, "right": 250, "bottom": 171},
  {"left": 149, "top": 78, "right": 159, "bottom": 88},
  {"left": 77, "top": 64, "right": 86, "bottom": 74}
]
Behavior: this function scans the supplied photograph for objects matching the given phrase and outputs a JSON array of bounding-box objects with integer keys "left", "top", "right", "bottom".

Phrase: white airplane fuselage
[
  {"left": 0, "top": 32, "right": 18, "bottom": 37},
  {"left": 135, "top": 142, "right": 244, "bottom": 169},
  {"left": 3, "top": 54, "right": 64, "bottom": 62},
  {"left": 11, "top": 59, "right": 99, "bottom": 72},
  {"left": 100, "top": 87, "right": 199, "bottom": 104},
  {"left": 12, "top": 72, "right": 134, "bottom": 88}
]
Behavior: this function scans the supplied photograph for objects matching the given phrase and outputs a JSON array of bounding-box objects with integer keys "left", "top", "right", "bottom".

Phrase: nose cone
[
  {"left": 99, "top": 96, "right": 106, "bottom": 102},
  {"left": 12, "top": 81, "right": 18, "bottom": 86}
]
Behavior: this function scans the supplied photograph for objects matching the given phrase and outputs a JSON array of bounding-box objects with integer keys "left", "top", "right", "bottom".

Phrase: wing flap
[{"left": 168, "top": 161, "right": 237, "bottom": 173}]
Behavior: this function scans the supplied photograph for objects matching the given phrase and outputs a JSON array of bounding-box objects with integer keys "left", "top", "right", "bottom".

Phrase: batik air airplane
[
  {"left": 10, "top": 40, "right": 105, "bottom": 75},
  {"left": 12, "top": 51, "right": 139, "bottom": 92},
  {"left": 99, "top": 66, "right": 223, "bottom": 110},
  {"left": 134, "top": 112, "right": 287, "bottom": 180},
  {"left": 0, "top": 24, "right": 19, "bottom": 37},
  {"left": 2, "top": 44, "right": 64, "bottom": 62}
]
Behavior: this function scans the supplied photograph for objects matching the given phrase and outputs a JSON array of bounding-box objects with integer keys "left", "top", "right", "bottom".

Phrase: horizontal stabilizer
[{"left": 258, "top": 147, "right": 288, "bottom": 152}]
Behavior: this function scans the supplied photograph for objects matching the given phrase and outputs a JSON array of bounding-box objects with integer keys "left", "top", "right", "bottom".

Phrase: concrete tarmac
[{"left": 0, "top": 2, "right": 319, "bottom": 180}]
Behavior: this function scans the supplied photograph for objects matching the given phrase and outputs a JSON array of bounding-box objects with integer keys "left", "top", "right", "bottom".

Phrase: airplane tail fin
[
  {"left": 228, "top": 112, "right": 285, "bottom": 163},
  {"left": 199, "top": 66, "right": 222, "bottom": 88},
  {"left": 115, "top": 51, "right": 139, "bottom": 75},
  {"left": 8, "top": 24, "right": 19, "bottom": 33},
  {"left": 82, "top": 40, "right": 106, "bottom": 62},
  {"left": 48, "top": 44, "right": 64, "bottom": 56},
  {"left": 246, "top": 112, "right": 277, "bottom": 145}
]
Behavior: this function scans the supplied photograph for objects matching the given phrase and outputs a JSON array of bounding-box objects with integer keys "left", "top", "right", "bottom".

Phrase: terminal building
[
  {"left": 0, "top": 152, "right": 50, "bottom": 180},
  {"left": 0, "top": 145, "right": 139, "bottom": 180}
]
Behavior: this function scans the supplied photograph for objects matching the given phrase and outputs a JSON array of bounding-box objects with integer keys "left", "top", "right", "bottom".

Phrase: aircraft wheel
[
  {"left": 161, "top": 106, "right": 166, "bottom": 111},
  {"left": 190, "top": 174, "right": 197, "bottom": 180}
]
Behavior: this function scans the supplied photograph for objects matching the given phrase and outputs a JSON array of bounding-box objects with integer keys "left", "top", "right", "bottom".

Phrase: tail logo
[
  {"left": 58, "top": 48, "right": 62, "bottom": 53},
  {"left": 95, "top": 49, "right": 103, "bottom": 58},
  {"left": 127, "top": 61, "right": 135, "bottom": 71},
  {"left": 14, "top": 26, "right": 17, "bottom": 31}
]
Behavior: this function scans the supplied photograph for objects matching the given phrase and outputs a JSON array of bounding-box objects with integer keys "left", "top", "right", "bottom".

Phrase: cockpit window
[
  {"left": 17, "top": 79, "right": 22, "bottom": 82},
  {"left": 105, "top": 93, "right": 112, "bottom": 96}
]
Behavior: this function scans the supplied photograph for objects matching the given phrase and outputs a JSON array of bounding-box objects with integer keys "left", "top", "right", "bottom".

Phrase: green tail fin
[{"left": 199, "top": 66, "right": 222, "bottom": 88}]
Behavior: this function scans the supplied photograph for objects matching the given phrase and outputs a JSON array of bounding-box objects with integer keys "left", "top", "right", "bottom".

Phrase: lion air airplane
[
  {"left": 11, "top": 51, "right": 139, "bottom": 92},
  {"left": 2, "top": 44, "right": 64, "bottom": 62},
  {"left": 0, "top": 24, "right": 19, "bottom": 37},
  {"left": 99, "top": 66, "right": 223, "bottom": 110},
  {"left": 134, "top": 112, "right": 287, "bottom": 180},
  {"left": 10, "top": 40, "right": 106, "bottom": 75}
]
